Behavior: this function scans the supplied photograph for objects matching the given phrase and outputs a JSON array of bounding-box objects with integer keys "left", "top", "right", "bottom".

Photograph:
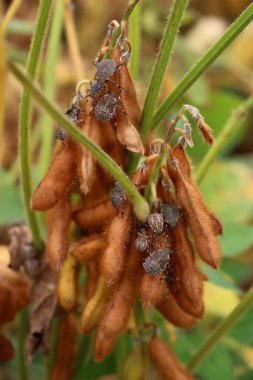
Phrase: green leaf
[
  {"left": 202, "top": 265, "right": 241, "bottom": 294},
  {"left": 229, "top": 305, "right": 253, "bottom": 346},
  {"left": 200, "top": 160, "right": 253, "bottom": 223},
  {"left": 219, "top": 223, "right": 253, "bottom": 257},
  {"left": 0, "top": 169, "right": 24, "bottom": 223},
  {"left": 221, "top": 259, "right": 253, "bottom": 284}
]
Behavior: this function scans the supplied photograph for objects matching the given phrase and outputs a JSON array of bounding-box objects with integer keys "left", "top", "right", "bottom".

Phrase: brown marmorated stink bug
[
  {"left": 148, "top": 212, "right": 164, "bottom": 235},
  {"left": 143, "top": 247, "right": 172, "bottom": 276},
  {"left": 110, "top": 181, "right": 126, "bottom": 210},
  {"left": 135, "top": 229, "right": 149, "bottom": 252},
  {"left": 94, "top": 92, "right": 124, "bottom": 123},
  {"left": 159, "top": 203, "right": 181, "bottom": 228}
]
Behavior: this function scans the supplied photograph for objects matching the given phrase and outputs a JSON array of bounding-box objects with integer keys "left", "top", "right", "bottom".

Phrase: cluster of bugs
[{"left": 133, "top": 203, "right": 182, "bottom": 278}]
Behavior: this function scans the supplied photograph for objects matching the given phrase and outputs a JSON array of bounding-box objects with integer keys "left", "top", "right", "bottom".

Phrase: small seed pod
[
  {"left": 160, "top": 203, "right": 181, "bottom": 228},
  {"left": 135, "top": 229, "right": 149, "bottom": 252},
  {"left": 143, "top": 248, "right": 172, "bottom": 276},
  {"left": 94, "top": 59, "right": 118, "bottom": 81},
  {"left": 110, "top": 181, "right": 125, "bottom": 210},
  {"left": 148, "top": 212, "right": 164, "bottom": 234}
]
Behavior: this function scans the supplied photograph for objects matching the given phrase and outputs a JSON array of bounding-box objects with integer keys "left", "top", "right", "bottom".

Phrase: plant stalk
[
  {"left": 129, "top": 0, "right": 141, "bottom": 80},
  {"left": 196, "top": 96, "right": 253, "bottom": 184},
  {"left": 152, "top": 3, "right": 253, "bottom": 127},
  {"left": 18, "top": 0, "right": 53, "bottom": 252},
  {"left": 187, "top": 286, "right": 253, "bottom": 372},
  {"left": 10, "top": 61, "right": 150, "bottom": 222}
]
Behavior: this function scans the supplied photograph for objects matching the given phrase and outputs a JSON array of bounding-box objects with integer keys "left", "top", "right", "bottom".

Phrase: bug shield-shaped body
[
  {"left": 143, "top": 247, "right": 172, "bottom": 276},
  {"left": 95, "top": 59, "right": 117, "bottom": 81},
  {"left": 94, "top": 92, "right": 119, "bottom": 122},
  {"left": 135, "top": 229, "right": 149, "bottom": 252},
  {"left": 148, "top": 213, "right": 164, "bottom": 234},
  {"left": 87, "top": 80, "right": 105, "bottom": 97},
  {"left": 160, "top": 203, "right": 181, "bottom": 228},
  {"left": 111, "top": 181, "right": 125, "bottom": 209}
]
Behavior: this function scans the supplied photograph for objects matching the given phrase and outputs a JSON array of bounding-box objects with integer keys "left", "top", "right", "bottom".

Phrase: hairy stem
[
  {"left": 10, "top": 61, "right": 150, "bottom": 222},
  {"left": 187, "top": 286, "right": 253, "bottom": 372},
  {"left": 129, "top": 0, "right": 141, "bottom": 80},
  {"left": 18, "top": 0, "right": 53, "bottom": 251},
  {"left": 196, "top": 96, "right": 253, "bottom": 184},
  {"left": 38, "top": 0, "right": 63, "bottom": 178},
  {"left": 152, "top": 3, "right": 253, "bottom": 127}
]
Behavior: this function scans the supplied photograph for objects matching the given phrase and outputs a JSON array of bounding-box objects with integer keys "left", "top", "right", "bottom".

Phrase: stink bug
[
  {"left": 148, "top": 212, "right": 164, "bottom": 235},
  {"left": 94, "top": 92, "right": 123, "bottom": 123},
  {"left": 94, "top": 59, "right": 118, "bottom": 82},
  {"left": 111, "top": 181, "right": 125, "bottom": 209},
  {"left": 135, "top": 229, "right": 149, "bottom": 252},
  {"left": 143, "top": 247, "right": 172, "bottom": 276},
  {"left": 160, "top": 203, "right": 181, "bottom": 228}
]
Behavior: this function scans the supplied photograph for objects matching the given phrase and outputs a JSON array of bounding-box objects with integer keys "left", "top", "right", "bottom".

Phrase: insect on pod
[
  {"left": 160, "top": 203, "right": 181, "bottom": 228},
  {"left": 148, "top": 213, "right": 164, "bottom": 235},
  {"left": 143, "top": 247, "right": 172, "bottom": 276},
  {"left": 55, "top": 128, "right": 68, "bottom": 141},
  {"left": 110, "top": 181, "right": 126, "bottom": 210},
  {"left": 87, "top": 80, "right": 106, "bottom": 97},
  {"left": 94, "top": 92, "right": 123, "bottom": 123},
  {"left": 94, "top": 59, "right": 118, "bottom": 82},
  {"left": 135, "top": 229, "right": 149, "bottom": 252}
]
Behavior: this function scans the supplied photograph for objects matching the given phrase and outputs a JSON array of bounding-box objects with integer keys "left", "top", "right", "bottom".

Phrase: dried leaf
[
  {"left": 46, "top": 196, "right": 71, "bottom": 270},
  {"left": 25, "top": 261, "right": 58, "bottom": 362},
  {"left": 31, "top": 142, "right": 77, "bottom": 211},
  {"left": 167, "top": 145, "right": 222, "bottom": 268}
]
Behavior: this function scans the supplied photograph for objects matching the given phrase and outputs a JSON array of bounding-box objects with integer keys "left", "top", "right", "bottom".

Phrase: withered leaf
[
  {"left": 167, "top": 145, "right": 222, "bottom": 269},
  {"left": 25, "top": 261, "right": 58, "bottom": 362}
]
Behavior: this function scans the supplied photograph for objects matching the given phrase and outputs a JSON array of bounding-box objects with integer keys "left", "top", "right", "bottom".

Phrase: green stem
[
  {"left": 9, "top": 61, "right": 150, "bottom": 222},
  {"left": 187, "top": 286, "right": 253, "bottom": 372},
  {"left": 127, "top": 0, "right": 188, "bottom": 174},
  {"left": 19, "top": 0, "right": 53, "bottom": 252},
  {"left": 152, "top": 3, "right": 253, "bottom": 128},
  {"left": 140, "top": 0, "right": 188, "bottom": 141},
  {"left": 38, "top": 0, "right": 64, "bottom": 178},
  {"left": 129, "top": 1, "right": 141, "bottom": 80},
  {"left": 195, "top": 96, "right": 253, "bottom": 184},
  {"left": 105, "top": 0, "right": 141, "bottom": 59},
  {"left": 144, "top": 145, "right": 168, "bottom": 205},
  {"left": 17, "top": 308, "right": 28, "bottom": 380}
]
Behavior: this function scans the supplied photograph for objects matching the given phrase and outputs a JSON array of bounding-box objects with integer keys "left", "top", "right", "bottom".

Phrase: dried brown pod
[
  {"left": 167, "top": 145, "right": 222, "bottom": 269},
  {"left": 148, "top": 336, "right": 196, "bottom": 380},
  {"left": 45, "top": 196, "right": 71, "bottom": 270},
  {"left": 139, "top": 273, "right": 168, "bottom": 309},
  {"left": 73, "top": 199, "right": 117, "bottom": 231},
  {"left": 81, "top": 276, "right": 112, "bottom": 334},
  {"left": 71, "top": 234, "right": 106, "bottom": 263},
  {"left": 100, "top": 203, "right": 132, "bottom": 284},
  {"left": 184, "top": 104, "right": 214, "bottom": 145},
  {"left": 31, "top": 141, "right": 77, "bottom": 211},
  {"left": 94, "top": 242, "right": 141, "bottom": 362},
  {"left": 57, "top": 255, "right": 78, "bottom": 311},
  {"left": 85, "top": 259, "right": 100, "bottom": 300},
  {"left": 50, "top": 312, "right": 77, "bottom": 380},
  {"left": 170, "top": 219, "right": 204, "bottom": 316},
  {"left": 25, "top": 261, "right": 58, "bottom": 362},
  {"left": 156, "top": 290, "right": 197, "bottom": 329}
]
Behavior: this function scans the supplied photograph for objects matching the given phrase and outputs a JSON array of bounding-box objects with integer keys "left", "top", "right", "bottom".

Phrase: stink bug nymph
[
  {"left": 94, "top": 92, "right": 123, "bottom": 123},
  {"left": 143, "top": 247, "right": 172, "bottom": 276},
  {"left": 148, "top": 212, "right": 164, "bottom": 235},
  {"left": 135, "top": 229, "right": 149, "bottom": 252},
  {"left": 94, "top": 59, "right": 118, "bottom": 82},
  {"left": 160, "top": 203, "right": 181, "bottom": 228},
  {"left": 111, "top": 181, "right": 125, "bottom": 209}
]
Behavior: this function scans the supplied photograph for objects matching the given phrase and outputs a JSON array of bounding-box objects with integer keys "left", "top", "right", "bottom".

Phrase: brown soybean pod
[
  {"left": 50, "top": 312, "right": 77, "bottom": 380},
  {"left": 156, "top": 290, "right": 197, "bottom": 329},
  {"left": 71, "top": 234, "right": 106, "bottom": 263},
  {"left": 94, "top": 241, "right": 141, "bottom": 362},
  {"left": 100, "top": 203, "right": 132, "bottom": 284},
  {"left": 45, "top": 196, "right": 71, "bottom": 270},
  {"left": 148, "top": 336, "right": 196, "bottom": 380},
  {"left": 139, "top": 273, "right": 168, "bottom": 309},
  {"left": 167, "top": 148, "right": 221, "bottom": 269},
  {"left": 31, "top": 142, "right": 77, "bottom": 211},
  {"left": 73, "top": 199, "right": 117, "bottom": 231}
]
